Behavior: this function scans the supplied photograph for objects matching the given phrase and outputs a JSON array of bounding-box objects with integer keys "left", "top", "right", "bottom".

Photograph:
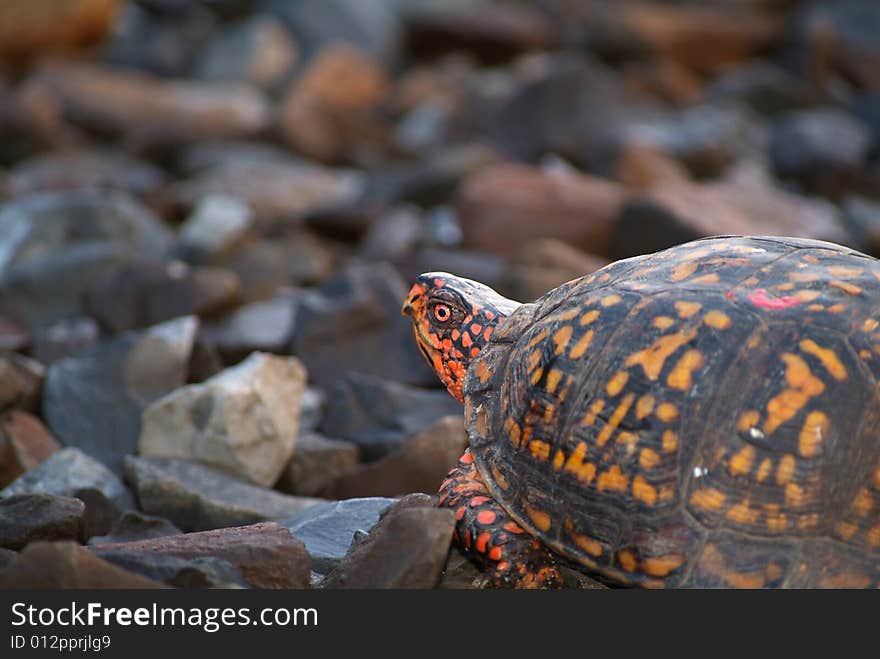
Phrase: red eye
[{"left": 433, "top": 304, "right": 452, "bottom": 322}]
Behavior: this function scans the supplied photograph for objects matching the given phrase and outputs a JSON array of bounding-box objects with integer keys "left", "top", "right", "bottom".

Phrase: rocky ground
[{"left": 0, "top": 0, "right": 879, "bottom": 589}]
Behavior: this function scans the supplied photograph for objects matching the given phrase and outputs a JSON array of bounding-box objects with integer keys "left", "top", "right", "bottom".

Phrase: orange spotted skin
[{"left": 408, "top": 236, "right": 880, "bottom": 588}]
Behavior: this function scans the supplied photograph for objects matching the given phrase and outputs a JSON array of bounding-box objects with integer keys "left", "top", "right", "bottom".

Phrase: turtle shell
[{"left": 463, "top": 235, "right": 880, "bottom": 588}]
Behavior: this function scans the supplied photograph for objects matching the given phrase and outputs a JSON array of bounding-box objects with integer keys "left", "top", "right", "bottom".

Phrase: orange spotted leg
[{"left": 439, "top": 450, "right": 563, "bottom": 589}]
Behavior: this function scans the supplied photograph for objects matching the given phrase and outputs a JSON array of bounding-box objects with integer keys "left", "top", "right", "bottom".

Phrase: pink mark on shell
[{"left": 747, "top": 288, "right": 802, "bottom": 310}]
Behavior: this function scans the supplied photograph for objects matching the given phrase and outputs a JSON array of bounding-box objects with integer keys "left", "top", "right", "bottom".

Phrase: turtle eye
[{"left": 433, "top": 304, "right": 453, "bottom": 323}]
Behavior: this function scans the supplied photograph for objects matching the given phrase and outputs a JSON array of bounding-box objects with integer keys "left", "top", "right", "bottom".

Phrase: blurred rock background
[{"left": 0, "top": 0, "right": 878, "bottom": 589}]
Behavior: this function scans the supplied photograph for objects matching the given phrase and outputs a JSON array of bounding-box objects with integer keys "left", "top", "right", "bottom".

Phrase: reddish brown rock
[
  {"left": 0, "top": 411, "right": 60, "bottom": 488},
  {"left": 0, "top": 541, "right": 166, "bottom": 588},
  {"left": 278, "top": 43, "right": 390, "bottom": 162},
  {"left": 457, "top": 164, "right": 626, "bottom": 258},
  {"left": 29, "top": 63, "right": 270, "bottom": 146},
  {"left": 506, "top": 239, "right": 609, "bottom": 302},
  {"left": 612, "top": 142, "right": 690, "bottom": 191},
  {"left": 0, "top": 0, "right": 121, "bottom": 65},
  {"left": 320, "top": 416, "right": 466, "bottom": 500},
  {"left": 276, "top": 433, "right": 360, "bottom": 497},
  {"left": 90, "top": 522, "right": 310, "bottom": 589},
  {"left": 0, "top": 353, "right": 44, "bottom": 413}
]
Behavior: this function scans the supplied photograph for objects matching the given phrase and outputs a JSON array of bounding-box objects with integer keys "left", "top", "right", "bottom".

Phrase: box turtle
[{"left": 402, "top": 235, "right": 880, "bottom": 588}]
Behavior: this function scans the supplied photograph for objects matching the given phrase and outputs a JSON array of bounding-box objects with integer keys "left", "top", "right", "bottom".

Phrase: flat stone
[
  {"left": 457, "top": 163, "right": 626, "bottom": 258},
  {"left": 322, "top": 494, "right": 454, "bottom": 588},
  {"left": 320, "top": 373, "right": 462, "bottom": 461},
  {"left": 282, "top": 497, "right": 396, "bottom": 574},
  {"left": 0, "top": 352, "right": 44, "bottom": 412},
  {"left": 1, "top": 447, "right": 136, "bottom": 538},
  {"left": 276, "top": 433, "right": 359, "bottom": 497},
  {"left": 0, "top": 541, "right": 166, "bottom": 588},
  {"left": 200, "top": 293, "right": 298, "bottom": 362},
  {"left": 278, "top": 42, "right": 390, "bottom": 162},
  {"left": 139, "top": 352, "right": 305, "bottom": 486},
  {"left": 0, "top": 494, "right": 84, "bottom": 549},
  {"left": 124, "top": 456, "right": 322, "bottom": 532},
  {"left": 177, "top": 194, "right": 255, "bottom": 263},
  {"left": 42, "top": 316, "right": 197, "bottom": 476},
  {"left": 30, "top": 62, "right": 271, "bottom": 146},
  {"left": 291, "top": 263, "right": 437, "bottom": 391},
  {"left": 321, "top": 416, "right": 466, "bottom": 499},
  {"left": 0, "top": 411, "right": 61, "bottom": 488},
  {"left": 90, "top": 522, "right": 310, "bottom": 588},
  {"left": 87, "top": 511, "right": 182, "bottom": 546},
  {"left": 84, "top": 259, "right": 242, "bottom": 333},
  {"left": 0, "top": 190, "right": 174, "bottom": 329}
]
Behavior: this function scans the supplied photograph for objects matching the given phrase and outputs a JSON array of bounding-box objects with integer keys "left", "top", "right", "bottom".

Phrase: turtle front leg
[{"left": 439, "top": 449, "right": 563, "bottom": 589}]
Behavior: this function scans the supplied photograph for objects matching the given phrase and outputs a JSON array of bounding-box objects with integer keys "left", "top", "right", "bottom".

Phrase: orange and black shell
[{"left": 463, "top": 235, "right": 880, "bottom": 588}]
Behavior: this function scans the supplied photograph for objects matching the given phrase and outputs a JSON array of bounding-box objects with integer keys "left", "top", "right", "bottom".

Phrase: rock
[
  {"left": 101, "top": 2, "right": 217, "bottom": 77},
  {"left": 264, "top": 0, "right": 401, "bottom": 67},
  {"left": 299, "top": 387, "right": 326, "bottom": 433},
  {"left": 83, "top": 259, "right": 241, "bottom": 333},
  {"left": 788, "top": 0, "right": 880, "bottom": 93},
  {"left": 87, "top": 511, "right": 182, "bottom": 546},
  {"left": 5, "top": 148, "right": 167, "bottom": 200},
  {"left": 94, "top": 552, "right": 247, "bottom": 589},
  {"left": 612, "top": 142, "right": 690, "bottom": 191},
  {"left": 320, "top": 373, "right": 461, "bottom": 461},
  {"left": 0, "top": 549, "right": 17, "bottom": 570},
  {"left": 402, "top": 3, "right": 556, "bottom": 62},
  {"left": 611, "top": 166, "right": 850, "bottom": 259},
  {"left": 769, "top": 107, "right": 873, "bottom": 196},
  {"left": 30, "top": 62, "right": 271, "bottom": 147},
  {"left": 0, "top": 0, "right": 122, "bottom": 65},
  {"left": 0, "top": 411, "right": 60, "bottom": 488},
  {"left": 42, "top": 316, "right": 197, "bottom": 476},
  {"left": 291, "top": 262, "right": 437, "bottom": 391},
  {"left": 359, "top": 204, "right": 424, "bottom": 262},
  {"left": 0, "top": 190, "right": 175, "bottom": 329},
  {"left": 619, "top": 57, "right": 703, "bottom": 108},
  {"left": 1, "top": 447, "right": 136, "bottom": 538},
  {"left": 278, "top": 43, "right": 390, "bottom": 163},
  {"left": 706, "top": 60, "right": 813, "bottom": 115},
  {"left": 124, "top": 456, "right": 322, "bottom": 532},
  {"left": 392, "top": 246, "right": 510, "bottom": 298},
  {"left": 195, "top": 15, "right": 298, "bottom": 89},
  {"left": 200, "top": 293, "right": 298, "bottom": 362},
  {"left": 30, "top": 316, "right": 100, "bottom": 365},
  {"left": 139, "top": 352, "right": 306, "bottom": 486},
  {"left": 0, "top": 494, "right": 84, "bottom": 549},
  {"left": 224, "top": 230, "right": 337, "bottom": 300},
  {"left": 0, "top": 541, "right": 167, "bottom": 588},
  {"left": 457, "top": 163, "right": 626, "bottom": 259},
  {"left": 283, "top": 497, "right": 396, "bottom": 573},
  {"left": 842, "top": 196, "right": 880, "bottom": 256},
  {"left": 90, "top": 522, "right": 310, "bottom": 588},
  {"left": 276, "top": 433, "right": 359, "bottom": 497},
  {"left": 322, "top": 494, "right": 454, "bottom": 588},
  {"left": 0, "top": 353, "right": 44, "bottom": 412},
  {"left": 169, "top": 157, "right": 364, "bottom": 225},
  {"left": 586, "top": 3, "right": 782, "bottom": 76},
  {"left": 321, "top": 416, "right": 465, "bottom": 499},
  {"left": 505, "top": 239, "right": 609, "bottom": 303},
  {"left": 177, "top": 195, "right": 255, "bottom": 263},
  {"left": 0, "top": 312, "right": 29, "bottom": 353}
]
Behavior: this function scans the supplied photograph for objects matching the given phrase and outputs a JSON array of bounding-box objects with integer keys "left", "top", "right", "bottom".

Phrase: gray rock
[
  {"left": 83, "top": 259, "right": 242, "bottom": 333},
  {"left": 200, "top": 293, "right": 297, "bottom": 362},
  {"left": 0, "top": 352, "right": 44, "bottom": 412},
  {"left": 291, "top": 262, "right": 436, "bottom": 392},
  {"left": 1, "top": 447, "right": 136, "bottom": 538},
  {"left": 42, "top": 316, "right": 198, "bottom": 476},
  {"left": 275, "top": 433, "right": 359, "bottom": 497},
  {"left": 0, "top": 190, "right": 174, "bottom": 328},
  {"left": 321, "top": 494, "right": 454, "bottom": 588},
  {"left": 0, "top": 548, "right": 17, "bottom": 570},
  {"left": 299, "top": 387, "right": 326, "bottom": 433},
  {"left": 87, "top": 511, "right": 182, "bottom": 546},
  {"left": 0, "top": 411, "right": 61, "bottom": 488},
  {"left": 177, "top": 194, "right": 254, "bottom": 263},
  {"left": 320, "top": 373, "right": 460, "bottom": 460},
  {"left": 283, "top": 497, "right": 396, "bottom": 573},
  {"left": 138, "top": 352, "right": 306, "bottom": 486},
  {"left": 706, "top": 60, "right": 812, "bottom": 115},
  {"left": 195, "top": 15, "right": 299, "bottom": 89},
  {"left": 124, "top": 456, "right": 322, "bottom": 532},
  {"left": 31, "top": 316, "right": 100, "bottom": 365},
  {"left": 0, "top": 494, "right": 85, "bottom": 549},
  {"left": 94, "top": 552, "right": 247, "bottom": 589}
]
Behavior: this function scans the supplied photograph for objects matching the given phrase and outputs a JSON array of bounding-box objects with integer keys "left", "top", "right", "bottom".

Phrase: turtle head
[{"left": 402, "top": 272, "right": 521, "bottom": 403}]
